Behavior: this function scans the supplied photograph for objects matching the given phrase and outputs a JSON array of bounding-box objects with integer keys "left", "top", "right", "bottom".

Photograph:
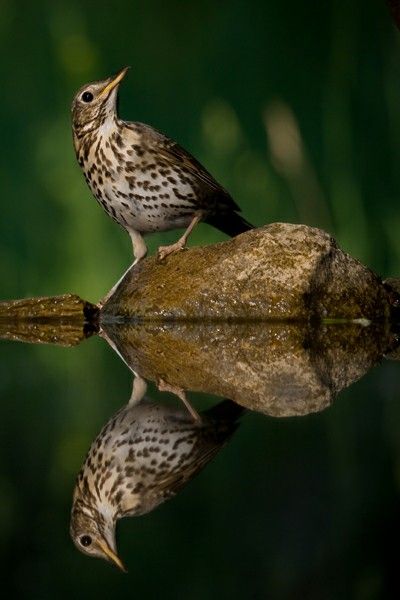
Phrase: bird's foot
[
  {"left": 157, "top": 240, "right": 187, "bottom": 262},
  {"left": 158, "top": 378, "right": 201, "bottom": 423}
]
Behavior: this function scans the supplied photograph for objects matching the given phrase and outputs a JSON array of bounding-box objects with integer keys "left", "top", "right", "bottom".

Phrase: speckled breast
[{"left": 82, "top": 141, "right": 198, "bottom": 234}]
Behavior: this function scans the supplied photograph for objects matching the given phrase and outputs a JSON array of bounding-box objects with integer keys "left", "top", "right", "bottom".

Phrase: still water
[{"left": 0, "top": 305, "right": 399, "bottom": 598}]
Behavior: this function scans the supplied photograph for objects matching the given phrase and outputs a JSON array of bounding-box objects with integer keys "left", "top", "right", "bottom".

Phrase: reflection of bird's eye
[
  {"left": 81, "top": 91, "right": 94, "bottom": 103},
  {"left": 80, "top": 535, "right": 92, "bottom": 547}
]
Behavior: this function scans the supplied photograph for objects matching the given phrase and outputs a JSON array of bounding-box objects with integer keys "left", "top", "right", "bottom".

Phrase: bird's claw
[{"left": 157, "top": 242, "right": 186, "bottom": 262}]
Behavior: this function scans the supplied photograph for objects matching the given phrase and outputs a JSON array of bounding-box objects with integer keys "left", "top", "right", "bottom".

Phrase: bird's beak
[
  {"left": 99, "top": 66, "right": 130, "bottom": 98},
  {"left": 97, "top": 540, "right": 127, "bottom": 573}
]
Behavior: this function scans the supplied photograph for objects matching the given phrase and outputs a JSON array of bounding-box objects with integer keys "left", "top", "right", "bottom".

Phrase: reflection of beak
[
  {"left": 99, "top": 66, "right": 130, "bottom": 98},
  {"left": 97, "top": 540, "right": 127, "bottom": 572}
]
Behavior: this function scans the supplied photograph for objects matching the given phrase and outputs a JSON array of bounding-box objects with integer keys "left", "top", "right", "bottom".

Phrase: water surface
[{"left": 0, "top": 305, "right": 399, "bottom": 598}]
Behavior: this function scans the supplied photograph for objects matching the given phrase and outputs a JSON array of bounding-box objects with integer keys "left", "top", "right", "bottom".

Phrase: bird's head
[
  {"left": 71, "top": 66, "right": 129, "bottom": 138},
  {"left": 70, "top": 499, "right": 127, "bottom": 572}
]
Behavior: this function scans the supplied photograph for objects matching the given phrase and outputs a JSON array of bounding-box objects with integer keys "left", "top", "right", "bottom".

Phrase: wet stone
[{"left": 102, "top": 223, "right": 396, "bottom": 321}]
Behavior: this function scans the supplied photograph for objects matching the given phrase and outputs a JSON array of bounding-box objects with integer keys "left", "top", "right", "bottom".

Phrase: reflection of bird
[
  {"left": 71, "top": 67, "right": 253, "bottom": 265},
  {"left": 70, "top": 399, "right": 243, "bottom": 570}
]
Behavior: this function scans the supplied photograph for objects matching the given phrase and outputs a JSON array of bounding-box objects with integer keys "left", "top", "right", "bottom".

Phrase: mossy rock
[{"left": 102, "top": 223, "right": 395, "bottom": 321}]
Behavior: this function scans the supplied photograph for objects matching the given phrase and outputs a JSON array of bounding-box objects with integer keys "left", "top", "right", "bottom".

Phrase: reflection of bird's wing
[
  {"left": 125, "top": 121, "right": 240, "bottom": 211},
  {"left": 137, "top": 448, "right": 221, "bottom": 516},
  {"left": 136, "top": 421, "right": 237, "bottom": 515},
  {"left": 157, "top": 436, "right": 225, "bottom": 494}
]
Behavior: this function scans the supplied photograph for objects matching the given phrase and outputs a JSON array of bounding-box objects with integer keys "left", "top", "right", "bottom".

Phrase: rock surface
[{"left": 102, "top": 223, "right": 395, "bottom": 321}]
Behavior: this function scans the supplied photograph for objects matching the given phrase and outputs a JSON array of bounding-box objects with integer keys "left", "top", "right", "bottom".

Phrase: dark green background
[{"left": 1, "top": 0, "right": 400, "bottom": 597}]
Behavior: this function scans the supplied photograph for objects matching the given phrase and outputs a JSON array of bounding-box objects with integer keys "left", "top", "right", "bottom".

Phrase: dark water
[{"left": 0, "top": 312, "right": 399, "bottom": 599}]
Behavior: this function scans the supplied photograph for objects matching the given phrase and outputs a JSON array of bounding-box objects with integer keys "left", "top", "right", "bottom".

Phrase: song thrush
[
  {"left": 71, "top": 67, "right": 253, "bottom": 267},
  {"left": 70, "top": 398, "right": 243, "bottom": 570}
]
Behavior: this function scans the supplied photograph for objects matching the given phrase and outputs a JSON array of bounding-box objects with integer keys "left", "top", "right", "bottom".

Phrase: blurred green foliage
[{"left": 1, "top": 0, "right": 400, "bottom": 598}]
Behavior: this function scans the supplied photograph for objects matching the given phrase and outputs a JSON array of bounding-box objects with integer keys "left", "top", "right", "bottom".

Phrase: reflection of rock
[
  {"left": 102, "top": 322, "right": 397, "bottom": 417},
  {"left": 70, "top": 398, "right": 242, "bottom": 569},
  {"left": 0, "top": 294, "right": 98, "bottom": 346},
  {"left": 102, "top": 223, "right": 397, "bottom": 320}
]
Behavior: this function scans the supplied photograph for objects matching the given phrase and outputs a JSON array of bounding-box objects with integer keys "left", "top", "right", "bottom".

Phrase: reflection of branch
[
  {"left": 0, "top": 320, "right": 88, "bottom": 347},
  {"left": 387, "top": 0, "right": 400, "bottom": 30}
]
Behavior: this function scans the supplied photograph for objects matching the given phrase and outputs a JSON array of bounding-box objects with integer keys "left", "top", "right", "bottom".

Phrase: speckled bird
[
  {"left": 71, "top": 67, "right": 253, "bottom": 264},
  {"left": 70, "top": 398, "right": 243, "bottom": 571}
]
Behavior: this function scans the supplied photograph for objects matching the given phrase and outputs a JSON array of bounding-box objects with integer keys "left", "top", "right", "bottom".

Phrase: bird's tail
[
  {"left": 206, "top": 212, "right": 254, "bottom": 237},
  {"left": 202, "top": 399, "right": 245, "bottom": 445}
]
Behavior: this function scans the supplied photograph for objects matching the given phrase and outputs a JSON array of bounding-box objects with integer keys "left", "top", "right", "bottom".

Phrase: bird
[
  {"left": 70, "top": 398, "right": 243, "bottom": 571},
  {"left": 71, "top": 67, "right": 253, "bottom": 269}
]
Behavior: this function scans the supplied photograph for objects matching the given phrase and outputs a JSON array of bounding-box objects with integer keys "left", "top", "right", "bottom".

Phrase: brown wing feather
[{"left": 127, "top": 121, "right": 241, "bottom": 212}]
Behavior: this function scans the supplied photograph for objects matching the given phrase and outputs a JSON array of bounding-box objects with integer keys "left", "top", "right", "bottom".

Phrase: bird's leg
[
  {"left": 129, "top": 230, "right": 148, "bottom": 264},
  {"left": 129, "top": 374, "right": 148, "bottom": 406},
  {"left": 157, "top": 213, "right": 203, "bottom": 262},
  {"left": 98, "top": 231, "right": 147, "bottom": 307},
  {"left": 158, "top": 378, "right": 202, "bottom": 423}
]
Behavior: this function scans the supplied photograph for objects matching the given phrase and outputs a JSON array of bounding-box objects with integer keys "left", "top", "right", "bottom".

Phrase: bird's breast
[{"left": 79, "top": 134, "right": 202, "bottom": 233}]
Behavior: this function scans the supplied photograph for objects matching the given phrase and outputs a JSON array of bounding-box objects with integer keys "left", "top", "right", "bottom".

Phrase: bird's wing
[{"left": 127, "top": 122, "right": 241, "bottom": 212}]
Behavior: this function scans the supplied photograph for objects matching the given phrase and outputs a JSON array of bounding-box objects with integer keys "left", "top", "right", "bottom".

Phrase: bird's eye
[
  {"left": 81, "top": 91, "right": 94, "bottom": 103},
  {"left": 80, "top": 535, "right": 92, "bottom": 547}
]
